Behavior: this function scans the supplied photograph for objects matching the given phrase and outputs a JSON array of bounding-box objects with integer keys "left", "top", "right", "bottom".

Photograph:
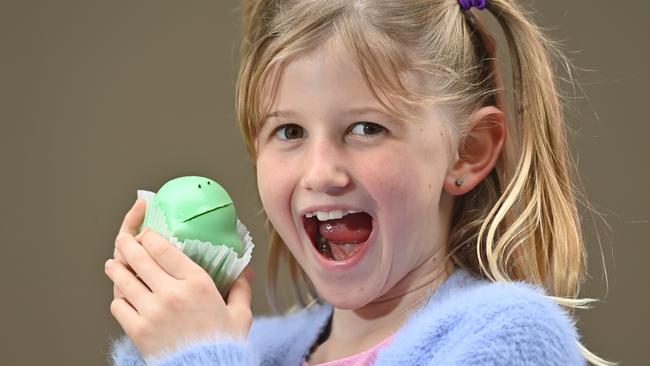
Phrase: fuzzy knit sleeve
[
  {"left": 375, "top": 269, "right": 586, "bottom": 366},
  {"left": 110, "top": 335, "right": 146, "bottom": 366},
  {"left": 427, "top": 281, "right": 586, "bottom": 366},
  {"left": 109, "top": 304, "right": 331, "bottom": 366},
  {"left": 109, "top": 335, "right": 258, "bottom": 366}
]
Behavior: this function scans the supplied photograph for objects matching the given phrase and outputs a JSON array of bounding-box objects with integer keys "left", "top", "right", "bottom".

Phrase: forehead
[
  {"left": 262, "top": 40, "right": 383, "bottom": 113},
  {"left": 256, "top": 36, "right": 454, "bottom": 139}
]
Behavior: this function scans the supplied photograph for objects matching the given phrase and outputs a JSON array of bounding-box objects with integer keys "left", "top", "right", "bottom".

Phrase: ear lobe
[{"left": 444, "top": 106, "right": 506, "bottom": 196}]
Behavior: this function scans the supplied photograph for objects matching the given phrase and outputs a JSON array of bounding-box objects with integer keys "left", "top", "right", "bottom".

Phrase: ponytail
[
  {"left": 458, "top": 2, "right": 615, "bottom": 364},
  {"left": 468, "top": 0, "right": 584, "bottom": 300}
]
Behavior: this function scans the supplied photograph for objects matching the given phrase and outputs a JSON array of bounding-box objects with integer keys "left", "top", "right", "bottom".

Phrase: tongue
[
  {"left": 329, "top": 242, "right": 362, "bottom": 261},
  {"left": 319, "top": 212, "right": 372, "bottom": 244}
]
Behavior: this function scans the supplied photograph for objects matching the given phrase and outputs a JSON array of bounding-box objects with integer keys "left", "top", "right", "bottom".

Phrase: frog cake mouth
[
  {"left": 301, "top": 208, "right": 374, "bottom": 262},
  {"left": 183, "top": 203, "right": 232, "bottom": 223}
]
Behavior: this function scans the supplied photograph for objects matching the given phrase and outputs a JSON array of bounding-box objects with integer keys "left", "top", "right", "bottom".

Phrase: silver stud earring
[{"left": 454, "top": 178, "right": 464, "bottom": 187}]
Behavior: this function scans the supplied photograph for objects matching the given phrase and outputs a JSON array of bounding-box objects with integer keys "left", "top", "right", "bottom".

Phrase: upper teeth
[{"left": 305, "top": 209, "right": 360, "bottom": 221}]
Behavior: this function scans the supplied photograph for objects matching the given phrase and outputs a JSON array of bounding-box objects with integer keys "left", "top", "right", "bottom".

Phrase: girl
[{"left": 106, "top": 0, "right": 613, "bottom": 365}]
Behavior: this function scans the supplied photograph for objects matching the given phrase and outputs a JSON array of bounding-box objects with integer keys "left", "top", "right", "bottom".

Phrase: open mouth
[{"left": 302, "top": 210, "right": 373, "bottom": 261}]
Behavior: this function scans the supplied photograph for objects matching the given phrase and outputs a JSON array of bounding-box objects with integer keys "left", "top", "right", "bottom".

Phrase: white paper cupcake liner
[{"left": 137, "top": 190, "right": 254, "bottom": 295}]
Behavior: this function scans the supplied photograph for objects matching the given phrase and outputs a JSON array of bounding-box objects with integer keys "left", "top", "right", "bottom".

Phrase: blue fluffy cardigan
[{"left": 110, "top": 267, "right": 586, "bottom": 366}]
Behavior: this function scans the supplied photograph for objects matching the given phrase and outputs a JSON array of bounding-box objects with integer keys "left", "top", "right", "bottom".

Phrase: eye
[
  {"left": 274, "top": 124, "right": 305, "bottom": 140},
  {"left": 349, "top": 122, "right": 385, "bottom": 137}
]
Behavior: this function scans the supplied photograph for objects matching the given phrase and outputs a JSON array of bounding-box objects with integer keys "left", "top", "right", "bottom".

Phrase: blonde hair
[{"left": 237, "top": 1, "right": 613, "bottom": 364}]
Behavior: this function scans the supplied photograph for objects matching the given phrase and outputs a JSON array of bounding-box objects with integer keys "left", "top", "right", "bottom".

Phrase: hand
[{"left": 105, "top": 200, "right": 254, "bottom": 359}]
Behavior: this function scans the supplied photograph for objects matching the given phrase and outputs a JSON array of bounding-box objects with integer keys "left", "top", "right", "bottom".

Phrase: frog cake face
[{"left": 153, "top": 176, "right": 243, "bottom": 256}]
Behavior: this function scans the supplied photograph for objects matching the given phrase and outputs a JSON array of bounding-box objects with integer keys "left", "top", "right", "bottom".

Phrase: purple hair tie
[{"left": 458, "top": 0, "right": 487, "bottom": 10}]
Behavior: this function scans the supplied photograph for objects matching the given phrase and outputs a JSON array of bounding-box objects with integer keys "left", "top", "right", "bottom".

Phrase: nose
[{"left": 300, "top": 139, "right": 351, "bottom": 194}]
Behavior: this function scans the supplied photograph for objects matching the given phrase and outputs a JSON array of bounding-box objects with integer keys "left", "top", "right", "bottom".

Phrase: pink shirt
[{"left": 302, "top": 335, "right": 395, "bottom": 366}]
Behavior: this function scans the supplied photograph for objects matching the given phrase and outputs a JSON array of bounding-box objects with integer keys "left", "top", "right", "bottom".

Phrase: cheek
[
  {"left": 357, "top": 155, "right": 417, "bottom": 228},
  {"left": 256, "top": 153, "right": 290, "bottom": 221},
  {"left": 357, "top": 145, "right": 447, "bottom": 239},
  {"left": 256, "top": 152, "right": 306, "bottom": 250}
]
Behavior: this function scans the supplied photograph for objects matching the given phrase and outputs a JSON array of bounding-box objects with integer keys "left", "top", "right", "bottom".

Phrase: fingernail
[{"left": 105, "top": 259, "right": 113, "bottom": 268}]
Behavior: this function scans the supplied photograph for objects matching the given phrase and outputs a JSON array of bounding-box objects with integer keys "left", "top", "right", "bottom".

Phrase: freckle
[
  {"left": 420, "top": 128, "right": 423, "bottom": 132},
  {"left": 428, "top": 183, "right": 432, "bottom": 189}
]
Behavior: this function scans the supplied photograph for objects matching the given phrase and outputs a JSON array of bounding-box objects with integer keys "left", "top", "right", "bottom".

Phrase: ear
[{"left": 444, "top": 106, "right": 506, "bottom": 196}]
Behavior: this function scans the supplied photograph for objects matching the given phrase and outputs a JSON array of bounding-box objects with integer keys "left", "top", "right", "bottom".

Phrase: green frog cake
[{"left": 138, "top": 176, "right": 253, "bottom": 295}]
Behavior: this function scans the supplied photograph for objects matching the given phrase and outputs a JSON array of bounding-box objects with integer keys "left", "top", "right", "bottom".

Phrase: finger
[
  {"left": 119, "top": 199, "right": 147, "bottom": 236},
  {"left": 106, "top": 251, "right": 128, "bottom": 299},
  {"left": 114, "top": 247, "right": 131, "bottom": 269},
  {"left": 105, "top": 258, "right": 151, "bottom": 312},
  {"left": 134, "top": 228, "right": 149, "bottom": 242},
  {"left": 227, "top": 268, "right": 254, "bottom": 305},
  {"left": 108, "top": 253, "right": 128, "bottom": 299},
  {"left": 110, "top": 297, "right": 141, "bottom": 336},
  {"left": 114, "top": 285, "right": 124, "bottom": 299},
  {"left": 113, "top": 285, "right": 137, "bottom": 309},
  {"left": 226, "top": 268, "right": 254, "bottom": 333},
  {"left": 113, "top": 248, "right": 138, "bottom": 291},
  {"left": 140, "top": 230, "right": 200, "bottom": 280},
  {"left": 115, "top": 232, "right": 170, "bottom": 291},
  {"left": 115, "top": 200, "right": 146, "bottom": 269},
  {"left": 113, "top": 229, "right": 150, "bottom": 278}
]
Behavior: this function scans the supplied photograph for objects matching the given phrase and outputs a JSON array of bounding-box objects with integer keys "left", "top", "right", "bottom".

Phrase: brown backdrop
[{"left": 1, "top": 1, "right": 647, "bottom": 364}]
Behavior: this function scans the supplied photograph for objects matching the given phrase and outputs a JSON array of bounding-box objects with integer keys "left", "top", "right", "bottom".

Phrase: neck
[{"left": 328, "top": 254, "right": 455, "bottom": 343}]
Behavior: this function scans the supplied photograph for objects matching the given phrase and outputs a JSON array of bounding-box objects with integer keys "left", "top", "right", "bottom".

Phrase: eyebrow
[
  {"left": 258, "top": 110, "right": 296, "bottom": 133},
  {"left": 342, "top": 107, "right": 405, "bottom": 127},
  {"left": 262, "top": 106, "right": 398, "bottom": 122},
  {"left": 345, "top": 107, "right": 398, "bottom": 121},
  {"left": 262, "top": 110, "right": 299, "bottom": 122}
]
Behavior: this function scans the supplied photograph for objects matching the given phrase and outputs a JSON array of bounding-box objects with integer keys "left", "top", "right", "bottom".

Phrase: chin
[
  {"left": 321, "top": 295, "right": 372, "bottom": 310},
  {"left": 312, "top": 280, "right": 379, "bottom": 310}
]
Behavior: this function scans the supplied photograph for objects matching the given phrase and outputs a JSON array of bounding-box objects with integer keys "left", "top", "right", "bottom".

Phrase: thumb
[{"left": 119, "top": 199, "right": 147, "bottom": 236}]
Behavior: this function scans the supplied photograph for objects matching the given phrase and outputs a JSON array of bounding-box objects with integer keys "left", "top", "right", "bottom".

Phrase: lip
[{"left": 298, "top": 205, "right": 376, "bottom": 271}]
